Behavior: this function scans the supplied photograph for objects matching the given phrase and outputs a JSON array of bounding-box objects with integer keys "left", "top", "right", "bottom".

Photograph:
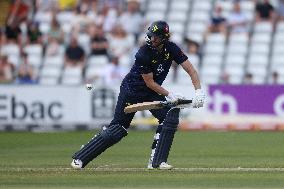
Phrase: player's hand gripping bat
[{"left": 124, "top": 99, "right": 192, "bottom": 113}]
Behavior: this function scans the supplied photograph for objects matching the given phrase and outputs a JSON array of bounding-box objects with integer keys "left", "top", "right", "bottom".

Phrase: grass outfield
[{"left": 0, "top": 131, "right": 284, "bottom": 189}]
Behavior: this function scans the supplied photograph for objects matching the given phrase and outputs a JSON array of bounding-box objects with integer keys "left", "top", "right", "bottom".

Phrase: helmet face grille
[{"left": 145, "top": 34, "right": 152, "bottom": 46}]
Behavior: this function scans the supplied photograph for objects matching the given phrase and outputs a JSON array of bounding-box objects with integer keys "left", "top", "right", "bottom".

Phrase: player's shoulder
[
  {"left": 139, "top": 44, "right": 152, "bottom": 52},
  {"left": 166, "top": 41, "right": 180, "bottom": 49},
  {"left": 136, "top": 44, "right": 152, "bottom": 57}
]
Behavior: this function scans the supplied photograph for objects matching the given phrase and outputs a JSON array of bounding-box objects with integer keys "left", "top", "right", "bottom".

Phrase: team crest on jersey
[
  {"left": 152, "top": 59, "right": 157, "bottom": 64},
  {"left": 164, "top": 53, "right": 170, "bottom": 60}
]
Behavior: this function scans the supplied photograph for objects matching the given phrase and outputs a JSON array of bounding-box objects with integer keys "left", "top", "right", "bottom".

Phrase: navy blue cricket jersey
[{"left": 122, "top": 41, "right": 188, "bottom": 96}]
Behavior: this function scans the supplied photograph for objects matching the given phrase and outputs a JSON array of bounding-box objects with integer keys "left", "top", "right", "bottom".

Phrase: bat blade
[
  {"left": 124, "top": 101, "right": 162, "bottom": 113},
  {"left": 124, "top": 99, "right": 192, "bottom": 113}
]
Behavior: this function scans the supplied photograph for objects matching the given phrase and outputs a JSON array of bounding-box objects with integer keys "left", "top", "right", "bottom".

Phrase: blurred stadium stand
[{"left": 0, "top": 0, "right": 284, "bottom": 86}]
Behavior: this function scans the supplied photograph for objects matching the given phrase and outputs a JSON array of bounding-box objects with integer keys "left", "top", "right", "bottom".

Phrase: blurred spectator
[
  {"left": 276, "top": 0, "right": 284, "bottom": 21},
  {"left": 227, "top": 1, "right": 249, "bottom": 34},
  {"left": 87, "top": 0, "right": 99, "bottom": 21},
  {"left": 243, "top": 72, "right": 253, "bottom": 84},
  {"left": 57, "top": 0, "right": 77, "bottom": 11},
  {"left": 90, "top": 24, "right": 109, "bottom": 56},
  {"left": 46, "top": 37, "right": 62, "bottom": 57},
  {"left": 65, "top": 36, "right": 85, "bottom": 68},
  {"left": 7, "top": 0, "right": 30, "bottom": 27},
  {"left": 119, "top": 0, "right": 144, "bottom": 39},
  {"left": 220, "top": 72, "right": 230, "bottom": 84},
  {"left": 170, "top": 38, "right": 201, "bottom": 83},
  {"left": 88, "top": 1, "right": 107, "bottom": 26},
  {"left": 45, "top": 15, "right": 64, "bottom": 57},
  {"left": 206, "top": 5, "right": 227, "bottom": 35},
  {"left": 255, "top": 0, "right": 275, "bottom": 23},
  {"left": 77, "top": 0, "right": 92, "bottom": 11},
  {"left": 35, "top": 0, "right": 57, "bottom": 12},
  {"left": 270, "top": 71, "right": 279, "bottom": 84},
  {"left": 0, "top": 55, "right": 15, "bottom": 84},
  {"left": 184, "top": 38, "right": 201, "bottom": 58},
  {"left": 72, "top": 3, "right": 93, "bottom": 34},
  {"left": 108, "top": 24, "right": 134, "bottom": 59},
  {"left": 100, "top": 0, "right": 124, "bottom": 11},
  {"left": 102, "top": 56, "right": 127, "bottom": 86},
  {"left": 171, "top": 63, "right": 179, "bottom": 83},
  {"left": 128, "top": 33, "right": 146, "bottom": 66},
  {"left": 101, "top": 5, "right": 118, "bottom": 32},
  {"left": 17, "top": 53, "right": 37, "bottom": 84},
  {"left": 4, "top": 22, "right": 22, "bottom": 44},
  {"left": 27, "top": 22, "right": 42, "bottom": 44},
  {"left": 48, "top": 15, "right": 64, "bottom": 43}
]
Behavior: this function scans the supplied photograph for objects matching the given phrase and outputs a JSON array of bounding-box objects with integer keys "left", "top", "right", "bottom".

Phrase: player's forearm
[
  {"left": 189, "top": 67, "right": 201, "bottom": 90},
  {"left": 142, "top": 73, "right": 169, "bottom": 96},
  {"left": 145, "top": 81, "right": 169, "bottom": 96},
  {"left": 181, "top": 60, "right": 201, "bottom": 90}
]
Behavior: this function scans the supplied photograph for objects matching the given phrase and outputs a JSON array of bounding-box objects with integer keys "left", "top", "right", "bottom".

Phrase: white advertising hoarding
[{"left": 0, "top": 86, "right": 118, "bottom": 129}]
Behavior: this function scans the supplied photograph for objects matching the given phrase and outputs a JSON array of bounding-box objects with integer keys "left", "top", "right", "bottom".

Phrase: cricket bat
[{"left": 124, "top": 99, "right": 192, "bottom": 113}]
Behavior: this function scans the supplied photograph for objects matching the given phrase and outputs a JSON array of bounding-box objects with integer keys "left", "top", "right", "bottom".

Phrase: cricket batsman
[{"left": 71, "top": 20, "right": 206, "bottom": 169}]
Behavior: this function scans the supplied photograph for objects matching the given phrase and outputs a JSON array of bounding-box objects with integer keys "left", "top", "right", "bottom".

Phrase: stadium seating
[
  {"left": 61, "top": 66, "right": 82, "bottom": 85},
  {"left": 3, "top": 0, "right": 284, "bottom": 85}
]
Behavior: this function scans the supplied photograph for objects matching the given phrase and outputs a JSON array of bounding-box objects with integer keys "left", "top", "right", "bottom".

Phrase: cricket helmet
[{"left": 146, "top": 20, "right": 170, "bottom": 46}]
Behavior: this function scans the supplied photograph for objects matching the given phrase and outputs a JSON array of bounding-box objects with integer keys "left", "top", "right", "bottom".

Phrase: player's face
[{"left": 150, "top": 36, "right": 163, "bottom": 48}]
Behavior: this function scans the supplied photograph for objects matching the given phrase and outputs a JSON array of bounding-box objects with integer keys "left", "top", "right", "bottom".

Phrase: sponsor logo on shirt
[
  {"left": 152, "top": 60, "right": 157, "bottom": 64},
  {"left": 157, "top": 64, "right": 164, "bottom": 75}
]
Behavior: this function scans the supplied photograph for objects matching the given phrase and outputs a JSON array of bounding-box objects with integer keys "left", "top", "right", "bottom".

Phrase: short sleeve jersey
[{"left": 123, "top": 41, "right": 188, "bottom": 95}]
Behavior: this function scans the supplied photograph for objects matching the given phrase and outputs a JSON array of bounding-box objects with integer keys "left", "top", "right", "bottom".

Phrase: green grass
[{"left": 0, "top": 131, "right": 284, "bottom": 188}]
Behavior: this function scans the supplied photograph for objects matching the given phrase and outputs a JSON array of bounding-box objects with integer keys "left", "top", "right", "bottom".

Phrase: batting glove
[
  {"left": 192, "top": 89, "right": 206, "bottom": 108},
  {"left": 165, "top": 92, "right": 185, "bottom": 102}
]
